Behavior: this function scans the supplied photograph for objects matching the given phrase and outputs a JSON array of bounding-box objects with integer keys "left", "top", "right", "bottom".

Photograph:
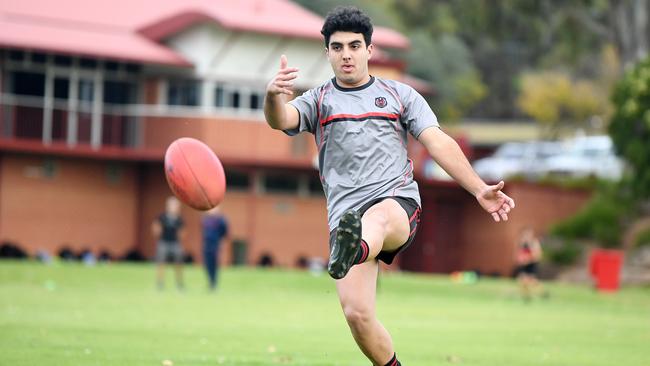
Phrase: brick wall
[{"left": 0, "top": 153, "right": 138, "bottom": 257}]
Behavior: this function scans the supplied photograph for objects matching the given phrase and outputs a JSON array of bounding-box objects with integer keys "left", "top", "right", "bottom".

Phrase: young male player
[{"left": 264, "top": 6, "right": 515, "bottom": 365}]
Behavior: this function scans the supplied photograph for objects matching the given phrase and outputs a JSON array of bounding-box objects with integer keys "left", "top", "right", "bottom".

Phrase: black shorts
[
  {"left": 329, "top": 196, "right": 421, "bottom": 265},
  {"left": 516, "top": 262, "right": 539, "bottom": 276}
]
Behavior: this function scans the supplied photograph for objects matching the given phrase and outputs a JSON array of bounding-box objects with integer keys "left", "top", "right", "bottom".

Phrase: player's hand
[
  {"left": 476, "top": 181, "right": 515, "bottom": 222},
  {"left": 266, "top": 55, "right": 299, "bottom": 96}
]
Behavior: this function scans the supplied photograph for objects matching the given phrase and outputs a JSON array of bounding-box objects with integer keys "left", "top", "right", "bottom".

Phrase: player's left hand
[{"left": 476, "top": 181, "right": 515, "bottom": 222}]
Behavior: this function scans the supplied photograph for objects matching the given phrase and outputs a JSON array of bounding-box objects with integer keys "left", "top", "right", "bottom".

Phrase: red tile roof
[
  {"left": 0, "top": 0, "right": 409, "bottom": 66},
  {"left": 0, "top": 15, "right": 191, "bottom": 66}
]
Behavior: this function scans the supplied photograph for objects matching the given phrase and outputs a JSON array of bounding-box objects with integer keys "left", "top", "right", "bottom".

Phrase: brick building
[{"left": 0, "top": 0, "right": 589, "bottom": 275}]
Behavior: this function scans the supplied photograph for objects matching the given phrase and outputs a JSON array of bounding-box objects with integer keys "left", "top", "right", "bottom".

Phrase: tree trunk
[{"left": 611, "top": 0, "right": 650, "bottom": 68}]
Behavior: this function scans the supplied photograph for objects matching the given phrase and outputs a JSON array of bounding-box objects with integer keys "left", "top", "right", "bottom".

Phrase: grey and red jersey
[{"left": 285, "top": 76, "right": 439, "bottom": 230}]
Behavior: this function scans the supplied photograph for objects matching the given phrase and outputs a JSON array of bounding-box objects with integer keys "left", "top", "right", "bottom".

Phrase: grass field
[{"left": 0, "top": 260, "right": 648, "bottom": 366}]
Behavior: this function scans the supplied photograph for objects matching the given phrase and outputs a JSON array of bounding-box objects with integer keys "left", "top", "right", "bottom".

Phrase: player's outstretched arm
[
  {"left": 418, "top": 126, "right": 515, "bottom": 222},
  {"left": 264, "top": 55, "right": 300, "bottom": 131}
]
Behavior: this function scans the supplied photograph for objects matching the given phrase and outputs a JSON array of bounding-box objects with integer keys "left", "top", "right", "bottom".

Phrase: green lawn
[{"left": 0, "top": 260, "right": 648, "bottom": 366}]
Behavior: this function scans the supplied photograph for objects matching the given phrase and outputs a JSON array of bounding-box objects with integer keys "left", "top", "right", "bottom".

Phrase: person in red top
[{"left": 514, "top": 227, "right": 545, "bottom": 301}]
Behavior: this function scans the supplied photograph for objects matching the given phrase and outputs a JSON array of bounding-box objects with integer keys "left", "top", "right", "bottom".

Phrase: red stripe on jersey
[
  {"left": 320, "top": 112, "right": 400, "bottom": 126},
  {"left": 317, "top": 84, "right": 332, "bottom": 151}
]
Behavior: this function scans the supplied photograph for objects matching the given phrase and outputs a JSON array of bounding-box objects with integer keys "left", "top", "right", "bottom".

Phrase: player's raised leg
[
  {"left": 328, "top": 199, "right": 411, "bottom": 279},
  {"left": 360, "top": 199, "right": 411, "bottom": 258}
]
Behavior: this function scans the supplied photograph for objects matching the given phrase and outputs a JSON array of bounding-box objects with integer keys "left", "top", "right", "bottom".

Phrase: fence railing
[{"left": 0, "top": 93, "right": 266, "bottom": 150}]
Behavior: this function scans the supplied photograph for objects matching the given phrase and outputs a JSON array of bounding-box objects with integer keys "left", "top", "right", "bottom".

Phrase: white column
[
  {"left": 42, "top": 65, "right": 54, "bottom": 145},
  {"left": 90, "top": 69, "right": 103, "bottom": 149},
  {"left": 239, "top": 87, "right": 250, "bottom": 112},
  {"left": 0, "top": 57, "right": 4, "bottom": 138},
  {"left": 67, "top": 65, "right": 79, "bottom": 147},
  {"left": 254, "top": 172, "right": 264, "bottom": 194},
  {"left": 158, "top": 79, "right": 167, "bottom": 105},
  {"left": 201, "top": 79, "right": 215, "bottom": 114}
]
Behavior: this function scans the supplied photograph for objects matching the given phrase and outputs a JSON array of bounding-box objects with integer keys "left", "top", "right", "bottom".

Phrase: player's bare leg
[
  {"left": 518, "top": 274, "right": 532, "bottom": 301},
  {"left": 336, "top": 261, "right": 394, "bottom": 365},
  {"left": 156, "top": 264, "right": 165, "bottom": 290},
  {"left": 360, "top": 199, "right": 411, "bottom": 258},
  {"left": 174, "top": 263, "right": 184, "bottom": 290}
]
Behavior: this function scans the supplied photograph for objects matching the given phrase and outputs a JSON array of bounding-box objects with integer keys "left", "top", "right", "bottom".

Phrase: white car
[
  {"left": 540, "top": 136, "right": 625, "bottom": 180},
  {"left": 472, "top": 141, "right": 563, "bottom": 181}
]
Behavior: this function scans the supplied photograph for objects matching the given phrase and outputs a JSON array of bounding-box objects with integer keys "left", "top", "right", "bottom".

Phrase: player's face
[
  {"left": 166, "top": 197, "right": 181, "bottom": 215},
  {"left": 326, "top": 31, "right": 373, "bottom": 88}
]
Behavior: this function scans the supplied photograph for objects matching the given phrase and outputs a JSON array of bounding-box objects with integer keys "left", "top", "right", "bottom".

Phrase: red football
[{"left": 164, "top": 137, "right": 226, "bottom": 210}]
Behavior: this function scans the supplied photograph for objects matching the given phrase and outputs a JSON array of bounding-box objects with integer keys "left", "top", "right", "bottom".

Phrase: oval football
[{"left": 164, "top": 138, "right": 226, "bottom": 210}]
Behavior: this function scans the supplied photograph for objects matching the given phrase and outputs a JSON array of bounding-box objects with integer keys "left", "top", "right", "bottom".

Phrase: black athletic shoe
[{"left": 328, "top": 210, "right": 362, "bottom": 279}]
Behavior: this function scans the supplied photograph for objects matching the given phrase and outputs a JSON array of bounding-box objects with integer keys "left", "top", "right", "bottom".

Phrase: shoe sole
[{"left": 328, "top": 210, "right": 362, "bottom": 279}]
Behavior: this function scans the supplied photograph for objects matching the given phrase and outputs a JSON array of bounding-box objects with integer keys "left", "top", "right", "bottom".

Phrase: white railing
[{"left": 0, "top": 92, "right": 267, "bottom": 148}]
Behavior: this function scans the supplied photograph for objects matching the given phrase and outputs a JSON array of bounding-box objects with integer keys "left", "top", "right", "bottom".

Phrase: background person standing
[
  {"left": 202, "top": 206, "right": 230, "bottom": 291},
  {"left": 514, "top": 227, "right": 546, "bottom": 301},
  {"left": 152, "top": 196, "right": 186, "bottom": 291}
]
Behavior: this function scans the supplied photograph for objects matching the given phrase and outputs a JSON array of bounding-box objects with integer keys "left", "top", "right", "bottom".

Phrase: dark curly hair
[{"left": 320, "top": 6, "right": 373, "bottom": 48}]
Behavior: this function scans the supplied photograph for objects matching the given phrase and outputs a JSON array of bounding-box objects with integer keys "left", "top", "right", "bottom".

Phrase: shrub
[
  {"left": 550, "top": 182, "right": 633, "bottom": 248},
  {"left": 635, "top": 228, "right": 650, "bottom": 247},
  {"left": 546, "top": 240, "right": 583, "bottom": 266}
]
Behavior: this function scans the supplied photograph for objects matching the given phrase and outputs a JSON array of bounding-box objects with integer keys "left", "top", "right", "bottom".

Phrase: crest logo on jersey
[{"left": 375, "top": 96, "right": 387, "bottom": 108}]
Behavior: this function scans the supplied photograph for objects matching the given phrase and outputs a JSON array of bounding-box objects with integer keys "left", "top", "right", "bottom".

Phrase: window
[
  {"left": 77, "top": 79, "right": 94, "bottom": 144},
  {"left": 11, "top": 71, "right": 45, "bottom": 96},
  {"left": 308, "top": 175, "right": 324, "bottom": 196},
  {"left": 12, "top": 72, "right": 45, "bottom": 139},
  {"left": 8, "top": 50, "right": 24, "bottom": 62},
  {"left": 167, "top": 79, "right": 200, "bottom": 106},
  {"left": 54, "top": 55, "right": 72, "bottom": 67},
  {"left": 264, "top": 173, "right": 299, "bottom": 194},
  {"left": 53, "top": 78, "right": 70, "bottom": 142},
  {"left": 250, "top": 92, "right": 262, "bottom": 110},
  {"left": 225, "top": 170, "right": 250, "bottom": 190},
  {"left": 231, "top": 90, "right": 240, "bottom": 108},
  {"left": 78, "top": 79, "right": 94, "bottom": 102},
  {"left": 214, "top": 84, "right": 265, "bottom": 110},
  {"left": 32, "top": 52, "right": 46, "bottom": 63},
  {"left": 54, "top": 78, "right": 69, "bottom": 99},
  {"left": 125, "top": 63, "right": 141, "bottom": 73},
  {"left": 104, "top": 81, "right": 136, "bottom": 104},
  {"left": 79, "top": 58, "right": 97, "bottom": 69},
  {"left": 104, "top": 61, "right": 119, "bottom": 72}
]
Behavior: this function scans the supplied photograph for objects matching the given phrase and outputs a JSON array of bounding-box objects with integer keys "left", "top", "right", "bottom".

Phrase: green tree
[
  {"left": 406, "top": 32, "right": 486, "bottom": 121},
  {"left": 609, "top": 57, "right": 650, "bottom": 200},
  {"left": 296, "top": 0, "right": 648, "bottom": 120},
  {"left": 293, "top": 0, "right": 402, "bottom": 31},
  {"left": 517, "top": 71, "right": 606, "bottom": 136}
]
